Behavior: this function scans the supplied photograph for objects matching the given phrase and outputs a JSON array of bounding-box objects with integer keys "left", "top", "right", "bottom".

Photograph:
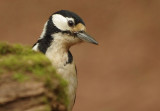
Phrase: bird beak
[{"left": 76, "top": 32, "right": 98, "bottom": 45}]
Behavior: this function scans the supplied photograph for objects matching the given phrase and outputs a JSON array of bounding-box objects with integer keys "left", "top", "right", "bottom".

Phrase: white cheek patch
[{"left": 52, "top": 14, "right": 71, "bottom": 31}]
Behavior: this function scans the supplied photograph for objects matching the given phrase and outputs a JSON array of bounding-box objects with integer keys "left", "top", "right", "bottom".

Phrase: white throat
[
  {"left": 45, "top": 33, "right": 77, "bottom": 110},
  {"left": 45, "top": 33, "right": 81, "bottom": 64},
  {"left": 45, "top": 34, "right": 69, "bottom": 68}
]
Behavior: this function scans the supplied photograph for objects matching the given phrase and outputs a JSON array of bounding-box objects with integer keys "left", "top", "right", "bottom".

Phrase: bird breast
[{"left": 45, "top": 42, "right": 77, "bottom": 110}]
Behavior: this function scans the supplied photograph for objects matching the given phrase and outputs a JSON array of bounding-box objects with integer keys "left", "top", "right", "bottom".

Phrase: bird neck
[
  {"left": 44, "top": 34, "right": 76, "bottom": 111},
  {"left": 45, "top": 34, "right": 73, "bottom": 68}
]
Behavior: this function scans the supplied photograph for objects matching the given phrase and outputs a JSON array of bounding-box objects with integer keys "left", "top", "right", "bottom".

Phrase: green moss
[
  {"left": 44, "top": 105, "right": 52, "bottom": 111},
  {"left": 0, "top": 42, "right": 34, "bottom": 55},
  {"left": 0, "top": 42, "right": 53, "bottom": 74},
  {"left": 0, "top": 54, "right": 50, "bottom": 71},
  {"left": 13, "top": 72, "right": 29, "bottom": 82},
  {"left": 0, "top": 69, "right": 5, "bottom": 75},
  {"left": 58, "top": 79, "right": 69, "bottom": 106},
  {"left": 0, "top": 42, "right": 69, "bottom": 109}
]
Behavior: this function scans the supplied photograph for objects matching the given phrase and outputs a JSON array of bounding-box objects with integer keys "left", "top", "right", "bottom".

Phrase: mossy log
[{"left": 0, "top": 42, "right": 68, "bottom": 111}]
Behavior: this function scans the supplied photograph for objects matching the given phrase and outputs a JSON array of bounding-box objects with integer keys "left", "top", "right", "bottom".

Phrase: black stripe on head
[
  {"left": 54, "top": 10, "right": 85, "bottom": 25},
  {"left": 34, "top": 16, "right": 61, "bottom": 54},
  {"left": 37, "top": 35, "right": 53, "bottom": 54}
]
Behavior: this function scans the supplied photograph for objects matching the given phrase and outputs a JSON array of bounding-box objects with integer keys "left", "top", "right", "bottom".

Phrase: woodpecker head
[
  {"left": 33, "top": 10, "right": 98, "bottom": 53},
  {"left": 51, "top": 10, "right": 98, "bottom": 45}
]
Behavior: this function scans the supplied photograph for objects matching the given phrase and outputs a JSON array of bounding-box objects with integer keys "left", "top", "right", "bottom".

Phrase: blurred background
[{"left": 0, "top": 0, "right": 160, "bottom": 111}]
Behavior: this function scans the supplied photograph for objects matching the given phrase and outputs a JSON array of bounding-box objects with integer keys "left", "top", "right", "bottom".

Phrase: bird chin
[
  {"left": 61, "top": 34, "right": 82, "bottom": 48},
  {"left": 52, "top": 33, "right": 82, "bottom": 48},
  {"left": 68, "top": 36, "right": 83, "bottom": 46}
]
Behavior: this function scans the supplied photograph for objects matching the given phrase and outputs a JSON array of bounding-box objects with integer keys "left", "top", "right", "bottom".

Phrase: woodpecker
[{"left": 32, "top": 10, "right": 98, "bottom": 111}]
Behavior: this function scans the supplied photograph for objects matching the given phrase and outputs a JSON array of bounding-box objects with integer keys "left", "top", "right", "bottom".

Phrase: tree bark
[
  {"left": 0, "top": 74, "right": 66, "bottom": 111},
  {"left": 0, "top": 42, "right": 68, "bottom": 111}
]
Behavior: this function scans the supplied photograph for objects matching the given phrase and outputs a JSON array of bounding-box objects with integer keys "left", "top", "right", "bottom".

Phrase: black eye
[{"left": 68, "top": 20, "right": 74, "bottom": 27}]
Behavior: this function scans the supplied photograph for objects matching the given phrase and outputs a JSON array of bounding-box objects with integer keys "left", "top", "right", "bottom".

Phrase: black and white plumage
[{"left": 33, "top": 10, "right": 98, "bottom": 111}]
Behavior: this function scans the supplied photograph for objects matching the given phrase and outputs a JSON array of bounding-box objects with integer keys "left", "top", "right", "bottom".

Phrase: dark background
[{"left": 0, "top": 0, "right": 160, "bottom": 111}]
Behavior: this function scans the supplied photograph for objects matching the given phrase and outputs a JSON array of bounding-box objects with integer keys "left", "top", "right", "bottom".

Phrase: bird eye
[{"left": 68, "top": 20, "right": 74, "bottom": 27}]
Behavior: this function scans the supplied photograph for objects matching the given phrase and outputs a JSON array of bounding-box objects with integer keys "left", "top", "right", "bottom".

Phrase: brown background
[{"left": 0, "top": 0, "right": 160, "bottom": 111}]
